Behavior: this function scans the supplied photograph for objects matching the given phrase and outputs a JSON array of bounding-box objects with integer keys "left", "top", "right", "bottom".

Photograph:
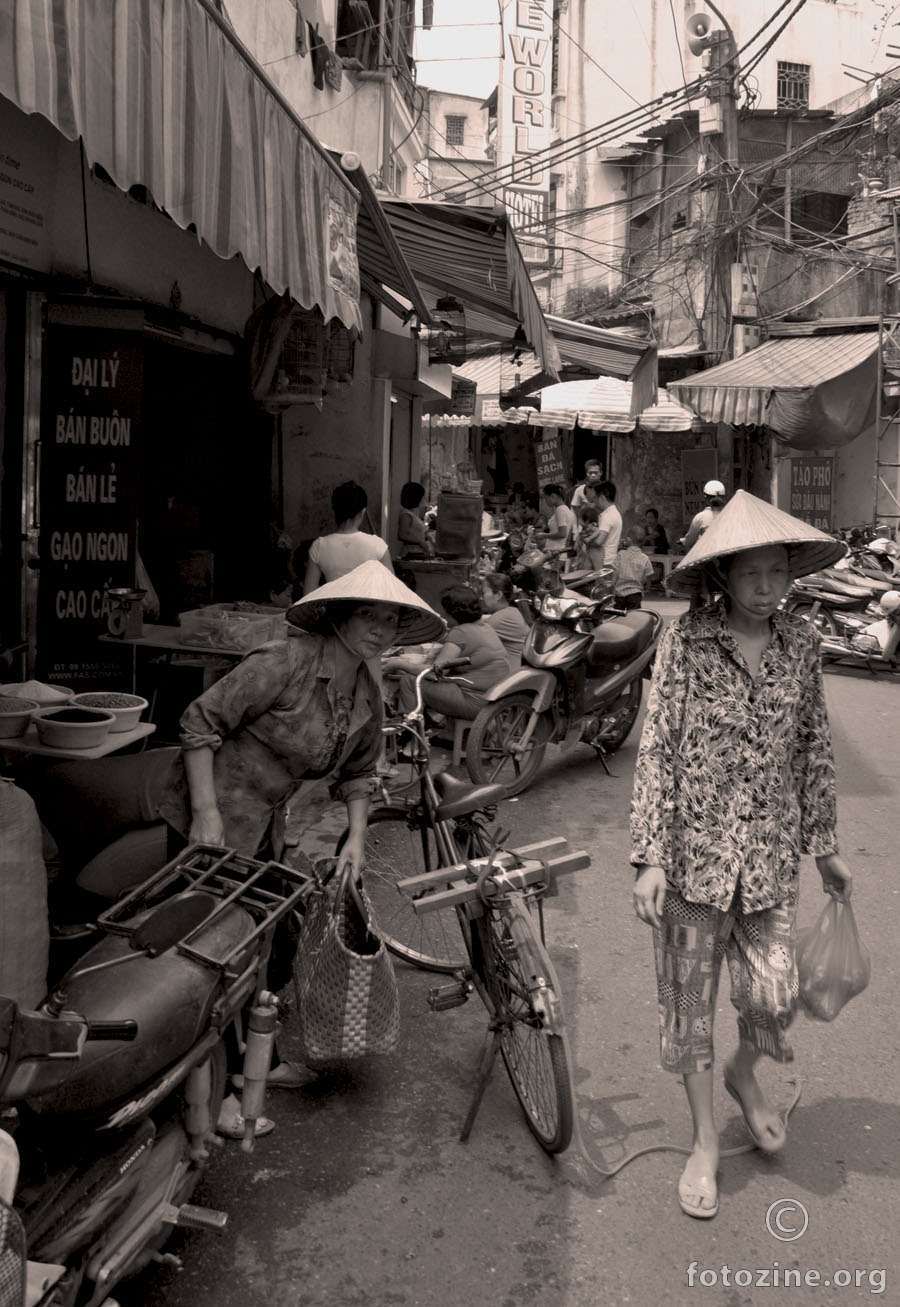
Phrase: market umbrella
[{"left": 527, "top": 376, "right": 695, "bottom": 433}]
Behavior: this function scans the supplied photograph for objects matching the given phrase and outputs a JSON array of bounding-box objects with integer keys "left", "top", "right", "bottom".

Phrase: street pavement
[{"left": 124, "top": 620, "right": 899, "bottom": 1307}]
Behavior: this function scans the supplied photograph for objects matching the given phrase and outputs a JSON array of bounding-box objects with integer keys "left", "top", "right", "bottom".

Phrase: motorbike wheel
[
  {"left": 593, "top": 678, "right": 642, "bottom": 753},
  {"left": 789, "top": 602, "right": 838, "bottom": 638},
  {"left": 465, "top": 694, "right": 550, "bottom": 797}
]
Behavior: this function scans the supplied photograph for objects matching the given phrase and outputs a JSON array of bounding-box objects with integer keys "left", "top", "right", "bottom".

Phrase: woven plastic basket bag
[{"left": 295, "top": 862, "right": 400, "bottom": 1064}]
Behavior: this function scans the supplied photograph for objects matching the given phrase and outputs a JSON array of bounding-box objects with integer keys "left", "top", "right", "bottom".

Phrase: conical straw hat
[
  {"left": 287, "top": 559, "right": 446, "bottom": 644},
  {"left": 667, "top": 490, "right": 847, "bottom": 597}
]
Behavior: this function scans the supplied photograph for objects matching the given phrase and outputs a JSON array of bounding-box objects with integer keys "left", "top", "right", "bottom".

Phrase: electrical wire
[{"left": 428, "top": 0, "right": 817, "bottom": 206}]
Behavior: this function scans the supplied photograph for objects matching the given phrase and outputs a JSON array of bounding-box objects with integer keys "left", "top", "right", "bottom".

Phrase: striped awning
[
  {"left": 529, "top": 377, "right": 694, "bottom": 433},
  {"left": 380, "top": 201, "right": 561, "bottom": 378},
  {"left": 669, "top": 333, "right": 879, "bottom": 444},
  {"left": 0, "top": 0, "right": 364, "bottom": 331},
  {"left": 546, "top": 316, "right": 657, "bottom": 408}
]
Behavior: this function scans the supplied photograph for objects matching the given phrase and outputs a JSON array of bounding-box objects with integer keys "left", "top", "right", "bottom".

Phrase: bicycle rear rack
[{"left": 396, "top": 836, "right": 590, "bottom": 914}]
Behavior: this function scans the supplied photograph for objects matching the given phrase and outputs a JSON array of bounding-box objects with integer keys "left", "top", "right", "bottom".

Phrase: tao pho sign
[
  {"left": 498, "top": 0, "right": 552, "bottom": 265},
  {"left": 790, "top": 457, "right": 833, "bottom": 531}
]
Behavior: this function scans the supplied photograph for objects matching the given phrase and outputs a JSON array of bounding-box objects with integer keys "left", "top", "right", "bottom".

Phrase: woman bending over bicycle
[
  {"left": 383, "top": 584, "right": 514, "bottom": 722},
  {"left": 157, "top": 560, "right": 445, "bottom": 1135}
]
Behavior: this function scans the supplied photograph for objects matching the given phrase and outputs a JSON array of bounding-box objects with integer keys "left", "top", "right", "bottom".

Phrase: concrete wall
[
  {"left": 226, "top": 0, "right": 425, "bottom": 193},
  {"left": 546, "top": 0, "right": 888, "bottom": 313}
]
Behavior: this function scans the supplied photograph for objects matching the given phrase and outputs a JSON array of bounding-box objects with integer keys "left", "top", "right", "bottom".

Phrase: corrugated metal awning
[
  {"left": 454, "top": 349, "right": 545, "bottom": 394},
  {"left": 1, "top": 0, "right": 364, "bottom": 331},
  {"left": 670, "top": 333, "right": 879, "bottom": 448},
  {"left": 380, "top": 200, "right": 561, "bottom": 379},
  {"left": 545, "top": 316, "right": 657, "bottom": 401},
  {"left": 529, "top": 376, "right": 694, "bottom": 433}
]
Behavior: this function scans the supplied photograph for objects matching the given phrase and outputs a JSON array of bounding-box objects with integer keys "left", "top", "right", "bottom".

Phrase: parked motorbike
[
  {"left": 784, "top": 565, "right": 885, "bottom": 638},
  {"left": 0, "top": 840, "right": 312, "bottom": 1307},
  {"left": 819, "top": 590, "right": 900, "bottom": 671},
  {"left": 464, "top": 591, "right": 662, "bottom": 797}
]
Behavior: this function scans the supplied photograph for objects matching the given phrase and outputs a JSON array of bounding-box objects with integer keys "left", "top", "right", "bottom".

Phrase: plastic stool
[{"left": 451, "top": 718, "right": 471, "bottom": 768}]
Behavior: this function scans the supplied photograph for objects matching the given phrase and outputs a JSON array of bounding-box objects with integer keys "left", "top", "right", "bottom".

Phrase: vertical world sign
[
  {"left": 497, "top": 0, "right": 553, "bottom": 265},
  {"left": 37, "top": 326, "right": 143, "bottom": 687}
]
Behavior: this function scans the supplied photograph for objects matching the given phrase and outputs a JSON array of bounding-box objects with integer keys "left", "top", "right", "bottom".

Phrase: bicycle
[
  {"left": 338, "top": 663, "right": 588, "bottom": 1153},
  {"left": 399, "top": 822, "right": 587, "bottom": 1153},
  {"left": 337, "top": 658, "right": 502, "bottom": 974}
]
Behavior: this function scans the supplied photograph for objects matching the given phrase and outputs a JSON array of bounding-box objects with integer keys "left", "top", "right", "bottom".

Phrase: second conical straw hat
[
  {"left": 287, "top": 559, "right": 446, "bottom": 644},
  {"left": 667, "top": 490, "right": 847, "bottom": 596}
]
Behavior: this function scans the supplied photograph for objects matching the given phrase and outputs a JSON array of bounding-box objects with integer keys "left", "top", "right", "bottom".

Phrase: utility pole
[{"left": 692, "top": 14, "right": 741, "bottom": 362}]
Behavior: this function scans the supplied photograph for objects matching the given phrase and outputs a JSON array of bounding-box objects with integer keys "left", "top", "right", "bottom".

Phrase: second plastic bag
[{"left": 796, "top": 898, "right": 870, "bottom": 1022}]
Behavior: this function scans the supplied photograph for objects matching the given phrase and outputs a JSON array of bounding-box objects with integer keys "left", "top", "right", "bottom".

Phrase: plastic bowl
[
  {"left": 0, "top": 695, "right": 39, "bottom": 739},
  {"left": 2, "top": 681, "right": 74, "bottom": 708},
  {"left": 33, "top": 706, "right": 116, "bottom": 750},
  {"left": 72, "top": 691, "right": 149, "bottom": 733}
]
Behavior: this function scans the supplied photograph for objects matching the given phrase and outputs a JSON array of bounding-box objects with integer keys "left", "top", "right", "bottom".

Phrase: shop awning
[
  {"left": 0, "top": 0, "right": 364, "bottom": 332},
  {"left": 380, "top": 201, "right": 561, "bottom": 378},
  {"left": 545, "top": 317, "right": 658, "bottom": 411},
  {"left": 529, "top": 377, "right": 694, "bottom": 433},
  {"left": 669, "top": 333, "right": 880, "bottom": 449},
  {"left": 454, "top": 349, "right": 546, "bottom": 395},
  {"left": 331, "top": 155, "right": 432, "bottom": 324}
]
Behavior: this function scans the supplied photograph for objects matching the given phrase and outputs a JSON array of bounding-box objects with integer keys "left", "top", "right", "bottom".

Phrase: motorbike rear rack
[{"left": 96, "top": 843, "right": 316, "bottom": 975}]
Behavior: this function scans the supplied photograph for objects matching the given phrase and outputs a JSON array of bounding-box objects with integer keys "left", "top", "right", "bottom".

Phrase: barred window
[
  {"left": 445, "top": 115, "right": 466, "bottom": 147},
  {"left": 777, "top": 61, "right": 810, "bottom": 110}
]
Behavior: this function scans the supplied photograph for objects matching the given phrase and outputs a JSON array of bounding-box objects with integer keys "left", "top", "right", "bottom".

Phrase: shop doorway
[{"left": 139, "top": 342, "right": 272, "bottom": 624}]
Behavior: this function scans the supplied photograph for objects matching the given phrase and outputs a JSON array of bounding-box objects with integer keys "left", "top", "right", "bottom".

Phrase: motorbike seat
[
  {"left": 433, "top": 771, "right": 505, "bottom": 820},
  {"left": 587, "top": 610, "right": 656, "bottom": 667},
  {"left": 23, "top": 902, "right": 256, "bottom": 1122}
]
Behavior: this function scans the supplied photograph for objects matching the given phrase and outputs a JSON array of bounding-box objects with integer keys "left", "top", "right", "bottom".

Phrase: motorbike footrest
[{"left": 172, "top": 1203, "right": 228, "bottom": 1232}]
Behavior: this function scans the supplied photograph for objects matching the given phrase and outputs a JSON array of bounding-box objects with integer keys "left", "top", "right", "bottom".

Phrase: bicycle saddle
[{"left": 433, "top": 771, "right": 505, "bottom": 820}]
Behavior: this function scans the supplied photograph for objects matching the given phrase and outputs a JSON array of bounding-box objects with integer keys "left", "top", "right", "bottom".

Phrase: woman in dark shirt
[
  {"left": 157, "top": 561, "right": 445, "bottom": 1134},
  {"left": 385, "top": 584, "right": 513, "bottom": 721}
]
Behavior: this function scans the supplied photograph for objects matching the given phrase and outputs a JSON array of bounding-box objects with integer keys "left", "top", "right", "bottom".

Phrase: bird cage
[{"left": 426, "top": 295, "right": 467, "bottom": 365}]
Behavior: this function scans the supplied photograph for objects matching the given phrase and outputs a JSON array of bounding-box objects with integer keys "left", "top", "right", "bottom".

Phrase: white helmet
[
  {"left": 869, "top": 537, "right": 899, "bottom": 557},
  {"left": 703, "top": 480, "right": 726, "bottom": 497},
  {"left": 880, "top": 590, "right": 900, "bottom": 614}
]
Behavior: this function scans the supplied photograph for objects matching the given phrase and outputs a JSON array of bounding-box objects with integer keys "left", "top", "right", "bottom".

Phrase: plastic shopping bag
[{"left": 796, "top": 898, "right": 870, "bottom": 1022}]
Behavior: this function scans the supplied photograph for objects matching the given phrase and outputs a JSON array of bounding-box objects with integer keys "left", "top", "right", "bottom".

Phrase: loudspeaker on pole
[{"left": 686, "top": 11, "right": 713, "bottom": 56}]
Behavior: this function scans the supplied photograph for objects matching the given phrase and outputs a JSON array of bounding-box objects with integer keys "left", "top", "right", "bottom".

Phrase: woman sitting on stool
[{"left": 384, "top": 584, "right": 513, "bottom": 722}]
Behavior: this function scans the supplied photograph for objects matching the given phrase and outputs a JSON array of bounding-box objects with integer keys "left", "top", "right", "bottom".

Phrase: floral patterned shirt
[
  {"left": 157, "top": 631, "right": 382, "bottom": 857},
  {"left": 630, "top": 603, "right": 838, "bottom": 914}
]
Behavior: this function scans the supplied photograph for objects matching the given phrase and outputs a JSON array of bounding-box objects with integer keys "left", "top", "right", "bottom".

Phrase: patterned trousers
[{"left": 652, "top": 888, "right": 799, "bottom": 1075}]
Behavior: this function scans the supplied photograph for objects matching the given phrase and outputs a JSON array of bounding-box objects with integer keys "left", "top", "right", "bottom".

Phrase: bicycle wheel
[
  {"left": 336, "top": 808, "right": 466, "bottom": 973},
  {"left": 593, "top": 678, "right": 642, "bottom": 753},
  {"left": 465, "top": 694, "right": 550, "bottom": 797},
  {"left": 476, "top": 901, "right": 574, "bottom": 1153}
]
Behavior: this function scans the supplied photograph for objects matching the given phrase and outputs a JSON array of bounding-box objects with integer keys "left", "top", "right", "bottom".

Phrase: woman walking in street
[{"left": 630, "top": 492, "right": 853, "bottom": 1220}]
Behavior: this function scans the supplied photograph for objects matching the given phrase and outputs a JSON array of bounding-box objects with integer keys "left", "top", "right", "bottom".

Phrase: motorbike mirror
[{"left": 130, "top": 891, "right": 220, "bottom": 957}]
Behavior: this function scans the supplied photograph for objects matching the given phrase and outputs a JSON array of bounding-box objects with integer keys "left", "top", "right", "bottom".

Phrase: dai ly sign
[{"left": 790, "top": 457, "right": 834, "bottom": 532}]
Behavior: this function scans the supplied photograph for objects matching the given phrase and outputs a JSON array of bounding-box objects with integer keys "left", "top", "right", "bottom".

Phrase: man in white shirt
[
  {"left": 593, "top": 480, "right": 623, "bottom": 566},
  {"left": 537, "top": 484, "right": 576, "bottom": 555},
  {"left": 570, "top": 459, "right": 603, "bottom": 510}
]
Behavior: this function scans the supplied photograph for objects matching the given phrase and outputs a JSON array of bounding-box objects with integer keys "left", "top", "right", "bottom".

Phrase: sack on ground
[
  {"left": 0, "top": 780, "right": 49, "bottom": 1008},
  {"left": 797, "top": 898, "right": 870, "bottom": 1022},
  {"left": 295, "top": 865, "right": 400, "bottom": 1063}
]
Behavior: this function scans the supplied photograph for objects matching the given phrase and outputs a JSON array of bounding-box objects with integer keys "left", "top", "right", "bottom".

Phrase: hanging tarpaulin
[
  {"left": 669, "top": 334, "right": 879, "bottom": 449},
  {"left": 0, "top": 0, "right": 363, "bottom": 332}
]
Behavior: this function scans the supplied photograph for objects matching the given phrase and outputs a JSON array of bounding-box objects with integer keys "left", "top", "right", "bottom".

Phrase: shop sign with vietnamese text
[
  {"left": 37, "top": 327, "right": 142, "bottom": 688},
  {"left": 535, "top": 430, "right": 566, "bottom": 485},
  {"left": 790, "top": 457, "right": 833, "bottom": 531}
]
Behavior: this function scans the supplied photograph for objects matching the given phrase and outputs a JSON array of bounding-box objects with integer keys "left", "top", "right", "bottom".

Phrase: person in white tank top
[{"left": 303, "top": 481, "right": 393, "bottom": 593}]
